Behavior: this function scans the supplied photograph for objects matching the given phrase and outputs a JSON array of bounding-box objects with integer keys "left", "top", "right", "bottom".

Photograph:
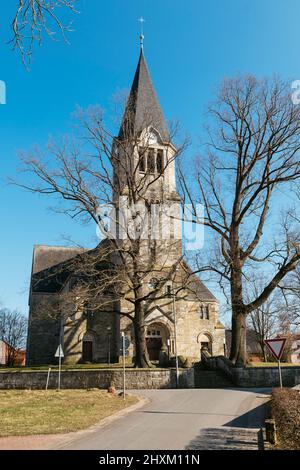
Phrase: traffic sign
[
  {"left": 55, "top": 344, "right": 64, "bottom": 358},
  {"left": 55, "top": 344, "right": 64, "bottom": 390},
  {"left": 264, "top": 338, "right": 286, "bottom": 360},
  {"left": 120, "top": 335, "right": 130, "bottom": 350}
]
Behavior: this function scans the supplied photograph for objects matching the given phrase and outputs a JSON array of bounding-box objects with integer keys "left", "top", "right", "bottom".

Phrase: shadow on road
[
  {"left": 185, "top": 427, "right": 262, "bottom": 450},
  {"left": 185, "top": 397, "right": 268, "bottom": 450},
  {"left": 224, "top": 402, "right": 267, "bottom": 429}
]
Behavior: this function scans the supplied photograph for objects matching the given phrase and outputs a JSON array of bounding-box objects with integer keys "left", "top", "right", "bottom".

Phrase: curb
[{"left": 43, "top": 394, "right": 149, "bottom": 450}]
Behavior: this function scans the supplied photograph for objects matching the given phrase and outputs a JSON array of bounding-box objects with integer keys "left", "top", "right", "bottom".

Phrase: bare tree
[
  {"left": 278, "top": 265, "right": 300, "bottom": 329},
  {"left": 14, "top": 104, "right": 196, "bottom": 368},
  {"left": 0, "top": 308, "right": 27, "bottom": 366},
  {"left": 247, "top": 279, "right": 282, "bottom": 361},
  {"left": 179, "top": 76, "right": 300, "bottom": 365},
  {"left": 10, "top": 0, "right": 77, "bottom": 65}
]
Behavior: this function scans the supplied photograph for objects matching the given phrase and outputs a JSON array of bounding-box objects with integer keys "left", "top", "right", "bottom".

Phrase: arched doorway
[
  {"left": 82, "top": 332, "right": 94, "bottom": 362},
  {"left": 146, "top": 323, "right": 169, "bottom": 361},
  {"left": 198, "top": 332, "right": 213, "bottom": 357}
]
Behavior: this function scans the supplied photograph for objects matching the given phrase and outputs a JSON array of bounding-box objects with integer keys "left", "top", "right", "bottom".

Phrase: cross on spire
[{"left": 138, "top": 17, "right": 145, "bottom": 49}]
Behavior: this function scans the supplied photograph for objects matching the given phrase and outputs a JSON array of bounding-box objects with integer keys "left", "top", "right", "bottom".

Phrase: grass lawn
[
  {"left": 0, "top": 389, "right": 138, "bottom": 437},
  {"left": 0, "top": 363, "right": 171, "bottom": 372},
  {"left": 247, "top": 362, "right": 300, "bottom": 367},
  {"left": 0, "top": 363, "right": 134, "bottom": 372}
]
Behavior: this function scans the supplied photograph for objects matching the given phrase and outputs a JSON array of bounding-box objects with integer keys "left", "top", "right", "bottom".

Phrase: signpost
[
  {"left": 107, "top": 326, "right": 112, "bottom": 366},
  {"left": 45, "top": 367, "right": 51, "bottom": 391},
  {"left": 120, "top": 333, "right": 128, "bottom": 400},
  {"left": 264, "top": 338, "right": 287, "bottom": 388},
  {"left": 55, "top": 344, "right": 64, "bottom": 390}
]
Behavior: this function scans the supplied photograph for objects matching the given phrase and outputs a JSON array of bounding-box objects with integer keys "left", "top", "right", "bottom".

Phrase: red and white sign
[{"left": 264, "top": 338, "right": 287, "bottom": 361}]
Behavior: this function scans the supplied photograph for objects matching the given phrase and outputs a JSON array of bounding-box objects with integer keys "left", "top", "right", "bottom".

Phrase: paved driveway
[{"left": 53, "top": 388, "right": 270, "bottom": 450}]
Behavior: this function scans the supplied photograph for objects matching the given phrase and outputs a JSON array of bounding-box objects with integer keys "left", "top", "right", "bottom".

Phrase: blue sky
[{"left": 1, "top": 0, "right": 300, "bottom": 315}]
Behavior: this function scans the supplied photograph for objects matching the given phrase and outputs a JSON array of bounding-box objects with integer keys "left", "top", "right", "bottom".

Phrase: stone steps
[{"left": 194, "top": 370, "right": 233, "bottom": 388}]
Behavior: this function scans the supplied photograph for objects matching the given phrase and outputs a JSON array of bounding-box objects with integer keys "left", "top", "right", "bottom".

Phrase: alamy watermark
[
  {"left": 0, "top": 80, "right": 6, "bottom": 105},
  {"left": 96, "top": 197, "right": 204, "bottom": 251}
]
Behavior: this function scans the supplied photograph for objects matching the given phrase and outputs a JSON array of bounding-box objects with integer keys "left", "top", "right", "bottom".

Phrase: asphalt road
[{"left": 55, "top": 388, "right": 270, "bottom": 450}]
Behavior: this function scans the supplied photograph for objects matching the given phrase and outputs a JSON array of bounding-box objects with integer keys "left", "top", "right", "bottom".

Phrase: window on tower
[
  {"left": 147, "top": 148, "right": 155, "bottom": 173},
  {"left": 156, "top": 149, "right": 164, "bottom": 174},
  {"left": 138, "top": 147, "right": 146, "bottom": 172},
  {"left": 200, "top": 305, "right": 210, "bottom": 320}
]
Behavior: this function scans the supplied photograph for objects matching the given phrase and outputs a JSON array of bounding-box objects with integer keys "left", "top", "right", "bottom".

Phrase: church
[{"left": 26, "top": 40, "right": 225, "bottom": 366}]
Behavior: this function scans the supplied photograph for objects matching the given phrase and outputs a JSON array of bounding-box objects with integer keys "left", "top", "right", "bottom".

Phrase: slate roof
[
  {"left": 29, "top": 245, "right": 86, "bottom": 297},
  {"left": 118, "top": 49, "right": 169, "bottom": 142},
  {"left": 29, "top": 242, "right": 115, "bottom": 296},
  {"left": 181, "top": 260, "right": 218, "bottom": 302},
  {"left": 32, "top": 245, "right": 86, "bottom": 274}
]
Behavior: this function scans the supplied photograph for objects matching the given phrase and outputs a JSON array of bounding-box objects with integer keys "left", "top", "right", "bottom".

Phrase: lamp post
[
  {"left": 172, "top": 285, "right": 179, "bottom": 388},
  {"left": 107, "top": 326, "right": 111, "bottom": 366}
]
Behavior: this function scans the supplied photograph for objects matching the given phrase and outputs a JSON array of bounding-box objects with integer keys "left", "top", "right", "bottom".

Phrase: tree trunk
[
  {"left": 133, "top": 301, "right": 153, "bottom": 368},
  {"left": 230, "top": 311, "right": 247, "bottom": 365},
  {"left": 261, "top": 342, "right": 267, "bottom": 362}
]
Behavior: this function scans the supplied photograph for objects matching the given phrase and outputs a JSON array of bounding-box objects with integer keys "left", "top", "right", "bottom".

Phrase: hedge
[{"left": 271, "top": 388, "right": 300, "bottom": 449}]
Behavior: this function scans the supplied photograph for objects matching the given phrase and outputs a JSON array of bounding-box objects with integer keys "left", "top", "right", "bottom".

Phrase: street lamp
[{"left": 107, "top": 326, "right": 111, "bottom": 366}]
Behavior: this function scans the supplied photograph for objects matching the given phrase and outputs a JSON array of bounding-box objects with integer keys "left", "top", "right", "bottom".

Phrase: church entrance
[
  {"left": 198, "top": 332, "right": 213, "bottom": 358},
  {"left": 82, "top": 340, "right": 93, "bottom": 362},
  {"left": 146, "top": 337, "right": 162, "bottom": 361},
  {"left": 146, "top": 323, "right": 168, "bottom": 361}
]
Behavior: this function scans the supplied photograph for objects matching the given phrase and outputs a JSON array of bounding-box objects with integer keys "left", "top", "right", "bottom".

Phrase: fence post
[{"left": 265, "top": 418, "right": 277, "bottom": 445}]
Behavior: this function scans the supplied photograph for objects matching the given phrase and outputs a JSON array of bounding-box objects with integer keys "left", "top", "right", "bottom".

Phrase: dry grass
[
  {"left": 0, "top": 389, "right": 138, "bottom": 437},
  {"left": 0, "top": 363, "right": 170, "bottom": 372},
  {"left": 0, "top": 363, "right": 134, "bottom": 372}
]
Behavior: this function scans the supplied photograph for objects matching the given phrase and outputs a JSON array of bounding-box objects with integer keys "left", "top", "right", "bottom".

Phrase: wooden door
[
  {"left": 146, "top": 337, "right": 162, "bottom": 361},
  {"left": 82, "top": 341, "right": 93, "bottom": 362}
]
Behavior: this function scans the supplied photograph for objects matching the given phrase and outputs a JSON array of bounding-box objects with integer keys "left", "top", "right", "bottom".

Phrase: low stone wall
[
  {"left": 0, "top": 368, "right": 194, "bottom": 390},
  {"left": 233, "top": 366, "right": 300, "bottom": 388},
  {"left": 1, "top": 363, "right": 299, "bottom": 389},
  {"left": 203, "top": 355, "right": 300, "bottom": 387}
]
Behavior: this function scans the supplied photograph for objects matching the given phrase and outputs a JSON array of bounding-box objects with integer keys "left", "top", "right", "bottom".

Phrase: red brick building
[{"left": 0, "top": 340, "right": 26, "bottom": 366}]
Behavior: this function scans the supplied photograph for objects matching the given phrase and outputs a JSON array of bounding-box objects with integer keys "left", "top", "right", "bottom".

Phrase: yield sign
[
  {"left": 55, "top": 344, "right": 64, "bottom": 358},
  {"left": 264, "top": 338, "right": 286, "bottom": 360}
]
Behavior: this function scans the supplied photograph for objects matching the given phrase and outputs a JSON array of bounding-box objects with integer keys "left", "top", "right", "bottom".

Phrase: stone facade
[{"left": 26, "top": 48, "right": 225, "bottom": 366}]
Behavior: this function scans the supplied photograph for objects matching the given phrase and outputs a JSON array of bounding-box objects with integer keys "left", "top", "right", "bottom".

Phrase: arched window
[
  {"left": 156, "top": 149, "right": 163, "bottom": 174},
  {"left": 147, "top": 148, "right": 155, "bottom": 173},
  {"left": 200, "top": 305, "right": 210, "bottom": 320}
]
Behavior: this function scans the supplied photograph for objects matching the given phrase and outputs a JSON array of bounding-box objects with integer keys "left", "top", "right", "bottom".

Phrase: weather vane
[{"left": 138, "top": 17, "right": 145, "bottom": 49}]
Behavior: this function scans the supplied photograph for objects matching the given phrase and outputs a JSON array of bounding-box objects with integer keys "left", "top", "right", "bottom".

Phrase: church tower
[
  {"left": 112, "top": 43, "right": 182, "bottom": 264},
  {"left": 26, "top": 34, "right": 225, "bottom": 366}
]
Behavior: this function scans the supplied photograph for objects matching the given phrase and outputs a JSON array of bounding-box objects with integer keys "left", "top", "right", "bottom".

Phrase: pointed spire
[{"left": 118, "top": 48, "right": 169, "bottom": 142}]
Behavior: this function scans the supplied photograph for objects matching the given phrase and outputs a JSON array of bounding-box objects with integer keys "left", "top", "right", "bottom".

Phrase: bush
[{"left": 271, "top": 388, "right": 300, "bottom": 449}]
